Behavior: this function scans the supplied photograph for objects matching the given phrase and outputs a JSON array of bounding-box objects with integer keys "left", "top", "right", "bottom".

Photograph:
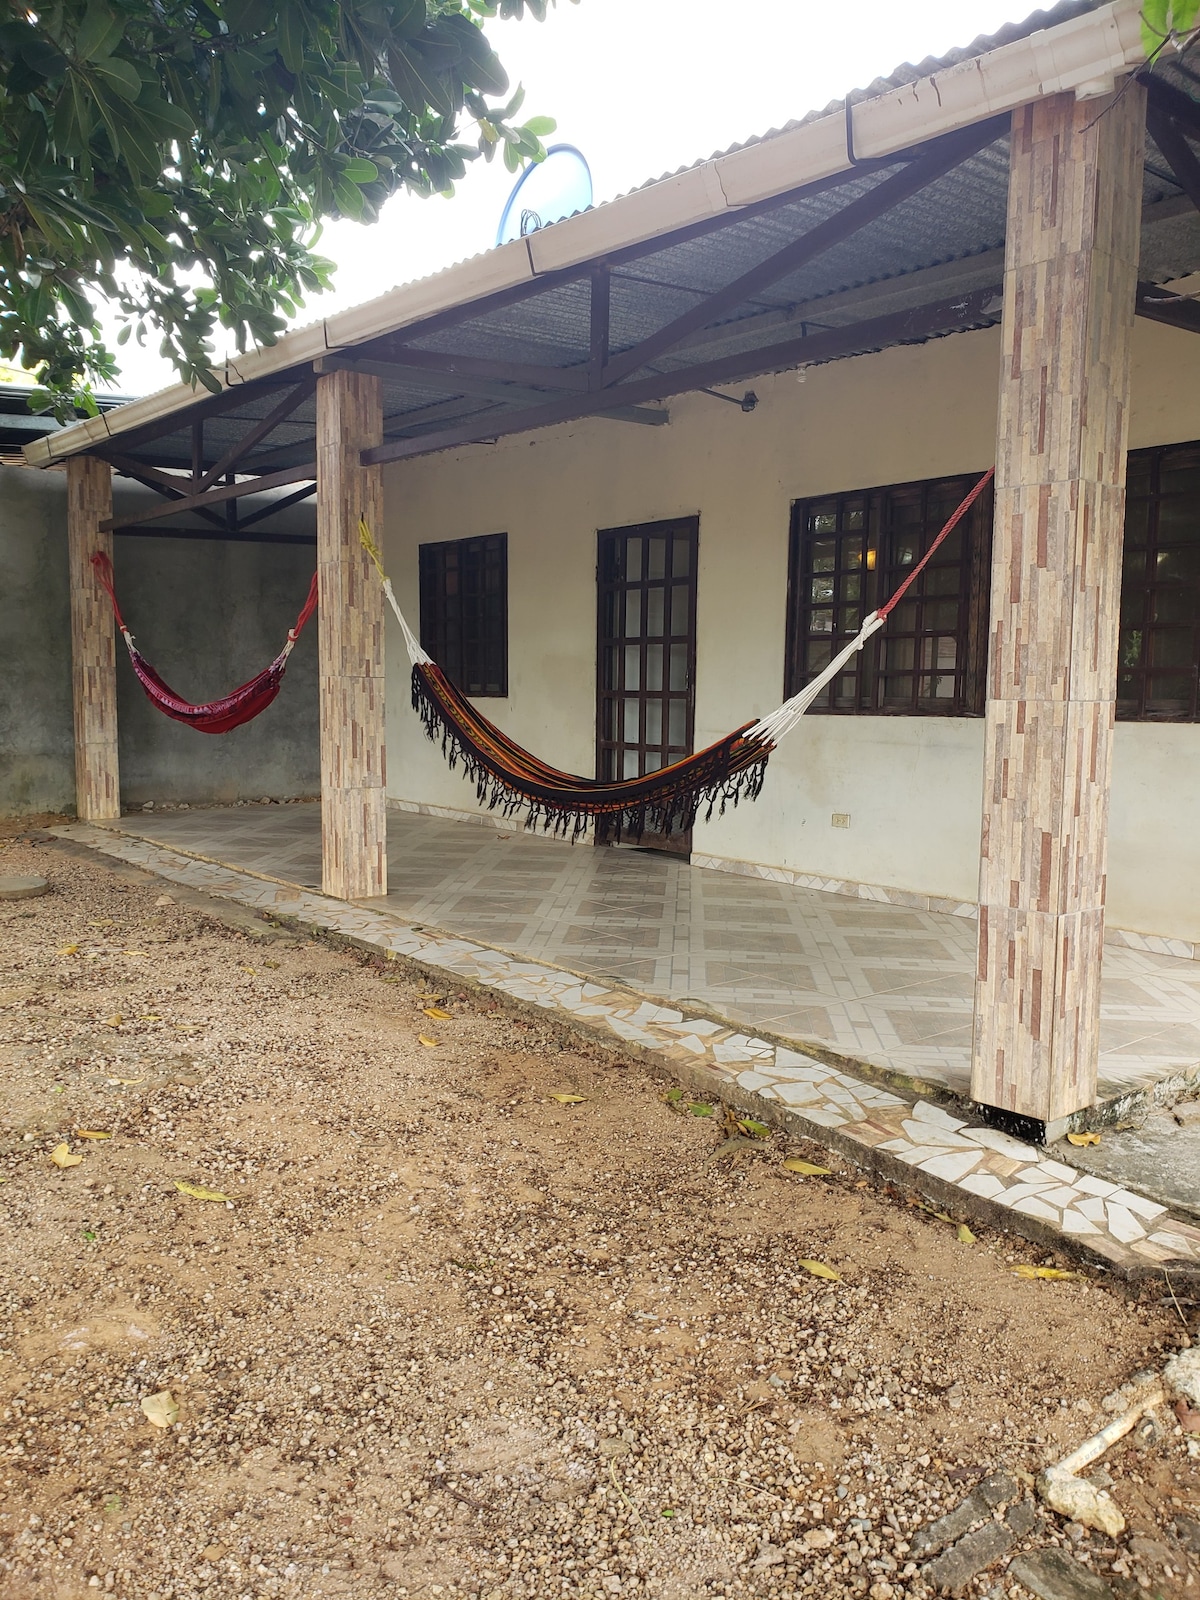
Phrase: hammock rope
[
  {"left": 359, "top": 465, "right": 993, "bottom": 840},
  {"left": 91, "top": 551, "right": 318, "bottom": 735}
]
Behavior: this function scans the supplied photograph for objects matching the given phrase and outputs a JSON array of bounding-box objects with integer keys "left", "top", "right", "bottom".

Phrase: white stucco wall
[{"left": 382, "top": 317, "right": 1200, "bottom": 942}]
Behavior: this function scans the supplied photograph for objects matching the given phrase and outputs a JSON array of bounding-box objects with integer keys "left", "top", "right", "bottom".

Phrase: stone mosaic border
[{"left": 53, "top": 821, "right": 1200, "bottom": 1282}]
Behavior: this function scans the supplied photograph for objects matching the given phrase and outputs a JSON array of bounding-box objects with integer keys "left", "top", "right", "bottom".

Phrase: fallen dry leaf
[
  {"left": 49, "top": 1143, "right": 83, "bottom": 1168},
  {"left": 75, "top": 1130, "right": 112, "bottom": 1141},
  {"left": 1067, "top": 1131, "right": 1101, "bottom": 1147},
  {"left": 549, "top": 1093, "right": 588, "bottom": 1104},
  {"left": 782, "top": 1158, "right": 831, "bottom": 1177},
  {"left": 174, "top": 1180, "right": 233, "bottom": 1204},
  {"left": 1012, "top": 1265, "right": 1080, "bottom": 1281},
  {"left": 122, "top": 949, "right": 152, "bottom": 957},
  {"left": 418, "top": 1035, "right": 440, "bottom": 1048},
  {"left": 957, "top": 1223, "right": 976, "bottom": 1245},
  {"left": 56, "top": 944, "right": 79, "bottom": 956},
  {"left": 737, "top": 1118, "right": 772, "bottom": 1138},
  {"left": 107, "top": 1077, "right": 144, "bottom": 1086},
  {"left": 798, "top": 1259, "right": 841, "bottom": 1281},
  {"left": 140, "top": 1391, "right": 179, "bottom": 1429},
  {"left": 422, "top": 1006, "right": 453, "bottom": 1021},
  {"left": 240, "top": 966, "right": 257, "bottom": 976},
  {"left": 104, "top": 1015, "right": 123, "bottom": 1028}
]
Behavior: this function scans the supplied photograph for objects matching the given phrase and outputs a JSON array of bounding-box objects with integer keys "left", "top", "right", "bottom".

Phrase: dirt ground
[{"left": 1, "top": 828, "right": 1198, "bottom": 1600}]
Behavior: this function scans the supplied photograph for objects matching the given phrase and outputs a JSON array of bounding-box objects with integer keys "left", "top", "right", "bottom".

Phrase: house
[{"left": 15, "top": 0, "right": 1200, "bottom": 1145}]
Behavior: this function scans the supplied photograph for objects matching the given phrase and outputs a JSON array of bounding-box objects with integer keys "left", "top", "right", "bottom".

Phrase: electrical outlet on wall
[{"left": 831, "top": 813, "right": 851, "bottom": 829}]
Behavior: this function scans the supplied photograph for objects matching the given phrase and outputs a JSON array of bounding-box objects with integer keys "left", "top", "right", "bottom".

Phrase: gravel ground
[{"left": 2, "top": 829, "right": 1198, "bottom": 1600}]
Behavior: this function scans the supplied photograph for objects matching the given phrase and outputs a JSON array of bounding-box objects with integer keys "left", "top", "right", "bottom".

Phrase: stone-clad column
[
  {"left": 316, "top": 369, "right": 387, "bottom": 899},
  {"left": 972, "top": 85, "right": 1146, "bottom": 1137},
  {"left": 67, "top": 454, "right": 120, "bottom": 820}
]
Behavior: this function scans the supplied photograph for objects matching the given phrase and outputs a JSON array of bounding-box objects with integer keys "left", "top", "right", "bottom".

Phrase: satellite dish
[{"left": 496, "top": 144, "right": 593, "bottom": 247}]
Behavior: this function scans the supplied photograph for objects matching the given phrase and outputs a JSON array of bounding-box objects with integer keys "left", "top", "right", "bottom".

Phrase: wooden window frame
[
  {"left": 1118, "top": 440, "right": 1200, "bottom": 722},
  {"left": 784, "top": 474, "right": 993, "bottom": 716},
  {"left": 418, "top": 532, "right": 508, "bottom": 698}
]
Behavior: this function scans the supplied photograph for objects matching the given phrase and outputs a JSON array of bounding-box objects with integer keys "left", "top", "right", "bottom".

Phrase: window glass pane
[
  {"left": 809, "top": 506, "right": 837, "bottom": 534},
  {"left": 622, "top": 700, "right": 639, "bottom": 742},
  {"left": 1150, "top": 629, "right": 1195, "bottom": 667},
  {"left": 645, "top": 587, "right": 665, "bottom": 636},
  {"left": 668, "top": 699, "right": 686, "bottom": 745},
  {"left": 1152, "top": 589, "right": 1195, "bottom": 626},
  {"left": 669, "top": 644, "right": 688, "bottom": 692},
  {"left": 1157, "top": 546, "right": 1200, "bottom": 582},
  {"left": 625, "top": 589, "right": 642, "bottom": 637},
  {"left": 624, "top": 644, "right": 640, "bottom": 691},
  {"left": 810, "top": 576, "right": 835, "bottom": 603},
  {"left": 625, "top": 539, "right": 642, "bottom": 581},
  {"left": 643, "top": 751, "right": 662, "bottom": 773},
  {"left": 672, "top": 535, "right": 691, "bottom": 577},
  {"left": 1160, "top": 460, "right": 1200, "bottom": 497},
  {"left": 1146, "top": 673, "right": 1194, "bottom": 711},
  {"left": 645, "top": 700, "right": 663, "bottom": 744},
  {"left": 810, "top": 539, "right": 836, "bottom": 572},
  {"left": 647, "top": 537, "right": 667, "bottom": 580},
  {"left": 845, "top": 507, "right": 864, "bottom": 530},
  {"left": 623, "top": 748, "right": 639, "bottom": 779},
  {"left": 1119, "top": 628, "right": 1144, "bottom": 669},
  {"left": 1158, "top": 500, "right": 1200, "bottom": 542},
  {"left": 671, "top": 584, "right": 689, "bottom": 632},
  {"left": 1125, "top": 498, "right": 1150, "bottom": 547},
  {"left": 810, "top": 608, "right": 834, "bottom": 634}
]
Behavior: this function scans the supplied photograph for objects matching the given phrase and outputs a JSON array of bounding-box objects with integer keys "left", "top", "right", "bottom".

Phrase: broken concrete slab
[{"left": 1008, "top": 1548, "right": 1114, "bottom": 1600}]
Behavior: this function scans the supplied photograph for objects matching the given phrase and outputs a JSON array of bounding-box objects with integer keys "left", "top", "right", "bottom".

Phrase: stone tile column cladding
[
  {"left": 316, "top": 369, "right": 387, "bottom": 900},
  {"left": 972, "top": 86, "right": 1147, "bottom": 1125},
  {"left": 67, "top": 455, "right": 119, "bottom": 821}
]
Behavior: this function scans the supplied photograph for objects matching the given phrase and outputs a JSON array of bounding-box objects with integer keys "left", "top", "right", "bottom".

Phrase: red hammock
[{"left": 91, "top": 552, "right": 318, "bottom": 735}]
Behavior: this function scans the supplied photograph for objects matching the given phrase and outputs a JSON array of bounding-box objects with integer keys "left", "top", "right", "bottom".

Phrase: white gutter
[{"left": 23, "top": 0, "right": 1146, "bottom": 470}]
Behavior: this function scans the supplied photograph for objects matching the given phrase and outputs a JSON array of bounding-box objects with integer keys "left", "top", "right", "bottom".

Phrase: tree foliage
[
  {"left": 1142, "top": 0, "right": 1200, "bottom": 56},
  {"left": 0, "top": 0, "right": 561, "bottom": 415}
]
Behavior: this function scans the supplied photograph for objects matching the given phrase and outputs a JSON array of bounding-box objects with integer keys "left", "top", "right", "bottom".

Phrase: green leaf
[
  {"left": 341, "top": 158, "right": 380, "bottom": 182},
  {"left": 522, "top": 115, "right": 556, "bottom": 138},
  {"left": 75, "top": 3, "right": 125, "bottom": 62},
  {"left": 91, "top": 56, "right": 142, "bottom": 101}
]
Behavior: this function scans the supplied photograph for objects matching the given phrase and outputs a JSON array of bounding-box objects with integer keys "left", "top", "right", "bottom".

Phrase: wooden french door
[{"left": 596, "top": 517, "right": 699, "bottom": 854}]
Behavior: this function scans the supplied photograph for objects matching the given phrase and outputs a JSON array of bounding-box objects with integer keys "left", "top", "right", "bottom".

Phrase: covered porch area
[{"left": 100, "top": 800, "right": 1200, "bottom": 1117}]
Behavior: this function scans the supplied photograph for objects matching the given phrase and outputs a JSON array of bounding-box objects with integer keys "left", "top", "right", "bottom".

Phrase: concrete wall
[
  {"left": 382, "top": 317, "right": 1200, "bottom": 943},
  {"left": 0, "top": 465, "right": 318, "bottom": 816}
]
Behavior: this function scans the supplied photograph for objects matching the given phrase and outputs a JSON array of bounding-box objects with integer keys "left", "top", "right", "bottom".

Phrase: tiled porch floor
[{"left": 109, "top": 802, "right": 1200, "bottom": 1107}]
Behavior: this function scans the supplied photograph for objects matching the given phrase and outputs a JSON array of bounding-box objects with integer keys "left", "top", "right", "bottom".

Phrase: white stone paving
[{"left": 55, "top": 820, "right": 1200, "bottom": 1280}]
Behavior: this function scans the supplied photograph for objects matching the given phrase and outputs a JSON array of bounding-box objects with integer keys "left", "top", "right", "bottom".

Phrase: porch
[{"left": 104, "top": 801, "right": 1200, "bottom": 1114}]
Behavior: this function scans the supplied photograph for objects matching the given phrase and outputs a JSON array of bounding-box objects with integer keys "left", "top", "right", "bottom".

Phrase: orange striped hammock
[{"left": 359, "top": 470, "right": 992, "bottom": 842}]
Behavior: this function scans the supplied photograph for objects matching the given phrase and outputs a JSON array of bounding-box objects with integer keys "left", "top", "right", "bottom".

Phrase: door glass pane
[
  {"left": 623, "top": 748, "right": 639, "bottom": 779},
  {"left": 646, "top": 643, "right": 664, "bottom": 691},
  {"left": 671, "top": 584, "right": 688, "bottom": 632},
  {"left": 647, "top": 537, "right": 667, "bottom": 580},
  {"left": 645, "top": 700, "right": 663, "bottom": 744},
  {"left": 643, "top": 751, "right": 662, "bottom": 773},
  {"left": 622, "top": 700, "right": 639, "bottom": 742},
  {"left": 604, "top": 646, "right": 619, "bottom": 690},
  {"left": 624, "top": 644, "right": 640, "bottom": 691},
  {"left": 646, "top": 587, "right": 665, "bottom": 636},
  {"left": 668, "top": 699, "right": 686, "bottom": 745},
  {"left": 669, "top": 643, "right": 687, "bottom": 691},
  {"left": 625, "top": 590, "right": 642, "bottom": 637},
  {"left": 625, "top": 539, "right": 642, "bottom": 581},
  {"left": 673, "top": 536, "right": 690, "bottom": 577}
]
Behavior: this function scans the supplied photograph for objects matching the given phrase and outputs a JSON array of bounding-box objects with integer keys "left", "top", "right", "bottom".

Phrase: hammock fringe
[{"left": 412, "top": 663, "right": 769, "bottom": 842}]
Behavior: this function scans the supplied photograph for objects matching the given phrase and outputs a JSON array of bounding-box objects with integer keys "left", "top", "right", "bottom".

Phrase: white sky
[{"left": 102, "top": 0, "right": 1032, "bottom": 396}]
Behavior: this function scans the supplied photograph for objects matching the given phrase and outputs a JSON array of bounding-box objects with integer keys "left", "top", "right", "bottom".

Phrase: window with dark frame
[
  {"left": 785, "top": 474, "right": 993, "bottom": 716},
  {"left": 418, "top": 533, "right": 508, "bottom": 698},
  {"left": 1118, "top": 441, "right": 1200, "bottom": 721}
]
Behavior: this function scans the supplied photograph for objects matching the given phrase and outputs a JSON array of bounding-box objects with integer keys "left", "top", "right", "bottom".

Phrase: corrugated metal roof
[{"left": 26, "top": 0, "right": 1200, "bottom": 482}]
